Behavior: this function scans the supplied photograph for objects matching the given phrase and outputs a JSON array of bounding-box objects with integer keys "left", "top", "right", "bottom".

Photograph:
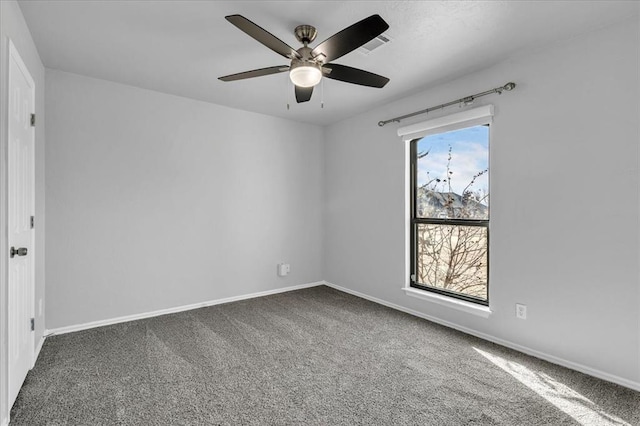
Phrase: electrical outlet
[
  {"left": 277, "top": 263, "right": 291, "bottom": 277},
  {"left": 516, "top": 303, "right": 527, "bottom": 320}
]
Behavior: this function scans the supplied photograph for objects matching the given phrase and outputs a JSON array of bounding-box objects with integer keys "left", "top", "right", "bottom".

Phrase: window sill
[{"left": 403, "top": 287, "right": 492, "bottom": 318}]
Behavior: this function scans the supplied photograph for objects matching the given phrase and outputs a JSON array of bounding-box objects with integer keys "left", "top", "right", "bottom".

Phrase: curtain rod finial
[
  {"left": 378, "top": 121, "right": 386, "bottom": 127},
  {"left": 504, "top": 82, "right": 516, "bottom": 91}
]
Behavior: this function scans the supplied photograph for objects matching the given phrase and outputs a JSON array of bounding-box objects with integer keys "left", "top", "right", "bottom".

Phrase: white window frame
[{"left": 400, "top": 105, "right": 494, "bottom": 318}]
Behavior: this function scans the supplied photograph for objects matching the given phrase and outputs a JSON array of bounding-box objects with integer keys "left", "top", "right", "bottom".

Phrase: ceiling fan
[{"left": 219, "top": 14, "right": 390, "bottom": 103}]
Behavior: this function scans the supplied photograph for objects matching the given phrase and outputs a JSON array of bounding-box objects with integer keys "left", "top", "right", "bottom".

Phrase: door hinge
[
  {"left": 30, "top": 215, "right": 35, "bottom": 229},
  {"left": 30, "top": 318, "right": 35, "bottom": 331},
  {"left": 30, "top": 113, "right": 36, "bottom": 127}
]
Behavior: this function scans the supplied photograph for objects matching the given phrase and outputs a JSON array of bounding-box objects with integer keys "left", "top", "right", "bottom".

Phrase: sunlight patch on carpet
[{"left": 473, "top": 347, "right": 630, "bottom": 426}]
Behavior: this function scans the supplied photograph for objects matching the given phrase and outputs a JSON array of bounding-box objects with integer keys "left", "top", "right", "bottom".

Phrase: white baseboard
[
  {"left": 33, "top": 335, "right": 45, "bottom": 368},
  {"left": 46, "top": 281, "right": 324, "bottom": 337},
  {"left": 322, "top": 281, "right": 640, "bottom": 392},
  {"left": 38, "top": 279, "right": 640, "bottom": 392}
]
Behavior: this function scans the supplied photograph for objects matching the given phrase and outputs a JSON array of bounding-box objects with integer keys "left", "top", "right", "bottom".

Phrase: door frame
[{"left": 1, "top": 38, "right": 36, "bottom": 423}]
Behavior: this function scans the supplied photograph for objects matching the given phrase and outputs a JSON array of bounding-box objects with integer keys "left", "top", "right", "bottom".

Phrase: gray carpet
[{"left": 10, "top": 285, "right": 640, "bottom": 425}]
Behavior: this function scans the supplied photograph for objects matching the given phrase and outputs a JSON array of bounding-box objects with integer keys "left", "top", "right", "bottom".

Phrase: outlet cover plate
[{"left": 516, "top": 303, "right": 527, "bottom": 319}]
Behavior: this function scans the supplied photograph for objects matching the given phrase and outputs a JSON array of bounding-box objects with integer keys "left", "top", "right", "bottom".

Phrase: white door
[{"left": 7, "top": 40, "right": 35, "bottom": 408}]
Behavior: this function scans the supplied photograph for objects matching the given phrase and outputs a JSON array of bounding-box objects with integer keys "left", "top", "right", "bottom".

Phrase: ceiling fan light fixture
[
  {"left": 289, "top": 61, "right": 322, "bottom": 88},
  {"left": 220, "top": 14, "right": 391, "bottom": 103}
]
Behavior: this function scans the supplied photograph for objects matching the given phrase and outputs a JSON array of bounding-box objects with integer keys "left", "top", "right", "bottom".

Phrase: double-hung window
[{"left": 406, "top": 106, "right": 491, "bottom": 306}]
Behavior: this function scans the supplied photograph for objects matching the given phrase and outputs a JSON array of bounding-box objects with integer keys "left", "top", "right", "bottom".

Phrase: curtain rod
[{"left": 377, "top": 82, "right": 516, "bottom": 127}]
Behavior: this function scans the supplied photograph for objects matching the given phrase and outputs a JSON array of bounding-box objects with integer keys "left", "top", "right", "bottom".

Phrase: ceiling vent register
[{"left": 358, "top": 33, "right": 392, "bottom": 54}]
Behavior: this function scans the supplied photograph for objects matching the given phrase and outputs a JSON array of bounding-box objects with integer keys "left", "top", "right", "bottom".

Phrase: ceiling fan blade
[
  {"left": 226, "top": 15, "right": 301, "bottom": 59},
  {"left": 295, "top": 86, "right": 313, "bottom": 103},
  {"left": 323, "top": 63, "right": 389, "bottom": 88},
  {"left": 311, "top": 15, "right": 389, "bottom": 63},
  {"left": 219, "top": 66, "right": 289, "bottom": 82}
]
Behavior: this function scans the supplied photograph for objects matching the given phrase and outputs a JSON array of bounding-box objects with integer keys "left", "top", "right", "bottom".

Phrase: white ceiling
[{"left": 18, "top": 0, "right": 639, "bottom": 126}]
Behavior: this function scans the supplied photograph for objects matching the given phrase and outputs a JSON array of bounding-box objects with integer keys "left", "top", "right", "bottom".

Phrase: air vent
[{"left": 358, "top": 33, "right": 392, "bottom": 55}]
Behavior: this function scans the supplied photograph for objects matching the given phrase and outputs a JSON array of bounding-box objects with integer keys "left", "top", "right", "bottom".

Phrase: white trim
[
  {"left": 32, "top": 335, "right": 45, "bottom": 368},
  {"left": 323, "top": 281, "right": 640, "bottom": 392},
  {"left": 46, "top": 281, "right": 324, "bottom": 336},
  {"left": 403, "top": 286, "right": 491, "bottom": 318},
  {"left": 398, "top": 104, "right": 494, "bottom": 141},
  {"left": 8, "top": 40, "right": 35, "bottom": 88},
  {"left": 1, "top": 35, "right": 8, "bottom": 426}
]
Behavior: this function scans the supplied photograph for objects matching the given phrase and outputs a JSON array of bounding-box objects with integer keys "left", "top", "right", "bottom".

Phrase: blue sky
[{"left": 417, "top": 125, "right": 489, "bottom": 198}]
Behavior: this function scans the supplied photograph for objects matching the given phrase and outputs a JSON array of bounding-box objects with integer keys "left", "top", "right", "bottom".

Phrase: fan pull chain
[
  {"left": 286, "top": 76, "right": 290, "bottom": 110},
  {"left": 321, "top": 79, "right": 324, "bottom": 109}
]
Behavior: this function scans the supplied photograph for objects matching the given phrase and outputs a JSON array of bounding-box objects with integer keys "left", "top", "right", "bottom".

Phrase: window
[{"left": 410, "top": 124, "right": 489, "bottom": 305}]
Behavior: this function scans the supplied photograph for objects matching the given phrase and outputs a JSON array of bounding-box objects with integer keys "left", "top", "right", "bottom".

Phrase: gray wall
[
  {"left": 323, "top": 19, "right": 640, "bottom": 386},
  {"left": 45, "top": 70, "right": 324, "bottom": 329},
  {"left": 25, "top": 6, "right": 640, "bottom": 397},
  {"left": 0, "top": 1, "right": 46, "bottom": 423}
]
